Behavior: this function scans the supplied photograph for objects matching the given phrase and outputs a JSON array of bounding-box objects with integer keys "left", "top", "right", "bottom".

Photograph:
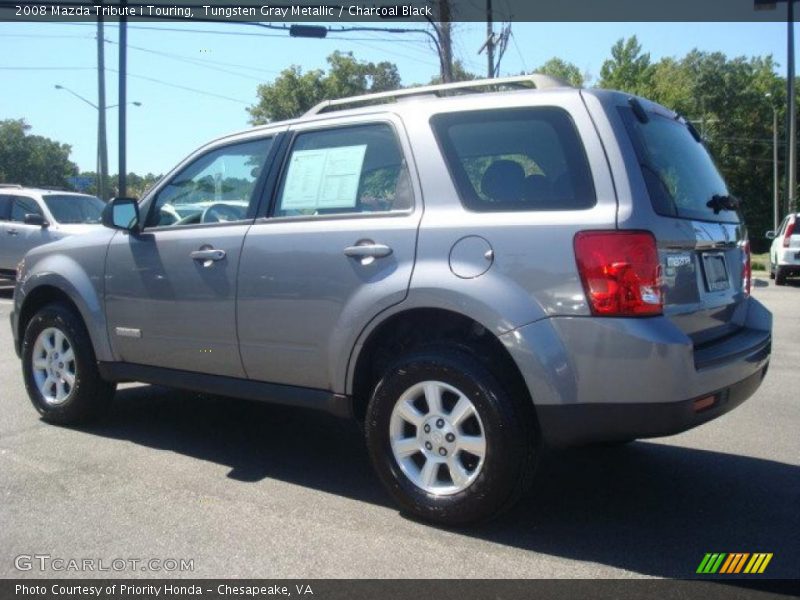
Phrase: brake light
[
  {"left": 574, "top": 231, "right": 663, "bottom": 316},
  {"left": 742, "top": 239, "right": 751, "bottom": 296},
  {"left": 784, "top": 218, "right": 796, "bottom": 247}
]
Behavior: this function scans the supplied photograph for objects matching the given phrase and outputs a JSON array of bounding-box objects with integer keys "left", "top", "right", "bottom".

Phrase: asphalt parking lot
[{"left": 0, "top": 276, "right": 797, "bottom": 579}]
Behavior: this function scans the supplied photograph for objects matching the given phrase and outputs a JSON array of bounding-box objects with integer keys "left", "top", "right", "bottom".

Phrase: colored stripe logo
[{"left": 697, "top": 553, "right": 773, "bottom": 574}]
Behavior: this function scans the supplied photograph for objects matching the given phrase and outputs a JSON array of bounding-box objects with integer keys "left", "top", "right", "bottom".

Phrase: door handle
[
  {"left": 7, "top": 229, "right": 18, "bottom": 235},
  {"left": 343, "top": 243, "right": 393, "bottom": 259},
  {"left": 190, "top": 248, "right": 226, "bottom": 262}
]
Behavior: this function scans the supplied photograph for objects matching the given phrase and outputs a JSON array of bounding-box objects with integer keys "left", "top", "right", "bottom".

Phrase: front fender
[{"left": 15, "top": 253, "right": 112, "bottom": 362}]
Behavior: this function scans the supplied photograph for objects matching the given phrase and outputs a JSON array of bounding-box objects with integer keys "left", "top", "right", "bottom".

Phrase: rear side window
[
  {"left": 620, "top": 107, "right": 740, "bottom": 224},
  {"left": 430, "top": 107, "right": 596, "bottom": 212},
  {"left": 274, "top": 123, "right": 413, "bottom": 217}
]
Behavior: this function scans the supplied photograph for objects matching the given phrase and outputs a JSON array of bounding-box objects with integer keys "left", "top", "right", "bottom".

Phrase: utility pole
[
  {"left": 96, "top": 14, "right": 108, "bottom": 201},
  {"left": 788, "top": 0, "right": 796, "bottom": 214},
  {"left": 119, "top": 7, "right": 128, "bottom": 197},
  {"left": 486, "top": 0, "right": 495, "bottom": 78},
  {"left": 428, "top": 0, "right": 453, "bottom": 83}
]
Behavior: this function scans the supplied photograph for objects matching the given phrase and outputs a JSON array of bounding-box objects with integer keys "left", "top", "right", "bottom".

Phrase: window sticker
[{"left": 281, "top": 144, "right": 367, "bottom": 210}]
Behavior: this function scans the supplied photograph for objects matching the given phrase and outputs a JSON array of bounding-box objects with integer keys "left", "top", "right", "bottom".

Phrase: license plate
[{"left": 702, "top": 252, "right": 730, "bottom": 292}]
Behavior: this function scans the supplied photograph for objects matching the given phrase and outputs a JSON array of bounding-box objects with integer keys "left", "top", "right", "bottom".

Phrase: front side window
[
  {"left": 274, "top": 123, "right": 413, "bottom": 217},
  {"left": 0, "top": 195, "right": 12, "bottom": 221},
  {"left": 431, "top": 107, "right": 596, "bottom": 212},
  {"left": 10, "top": 197, "right": 43, "bottom": 222},
  {"left": 147, "top": 137, "right": 273, "bottom": 228},
  {"left": 43, "top": 194, "right": 104, "bottom": 224}
]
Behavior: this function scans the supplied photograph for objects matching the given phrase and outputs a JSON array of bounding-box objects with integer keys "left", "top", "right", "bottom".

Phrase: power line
[
  {"left": 0, "top": 66, "right": 95, "bottom": 70},
  {"left": 104, "top": 38, "right": 270, "bottom": 81},
  {"left": 105, "top": 68, "right": 249, "bottom": 104}
]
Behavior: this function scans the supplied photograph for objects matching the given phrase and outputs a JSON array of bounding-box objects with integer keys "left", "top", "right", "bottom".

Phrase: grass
[{"left": 751, "top": 252, "right": 768, "bottom": 272}]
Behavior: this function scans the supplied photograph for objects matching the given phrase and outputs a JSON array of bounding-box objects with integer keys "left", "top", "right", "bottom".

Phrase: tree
[
  {"left": 428, "top": 60, "right": 477, "bottom": 84},
  {"left": 248, "top": 52, "right": 401, "bottom": 124},
  {"left": 599, "top": 36, "right": 653, "bottom": 95},
  {"left": 597, "top": 38, "right": 786, "bottom": 251},
  {"left": 0, "top": 119, "right": 77, "bottom": 188},
  {"left": 535, "top": 58, "right": 586, "bottom": 88}
]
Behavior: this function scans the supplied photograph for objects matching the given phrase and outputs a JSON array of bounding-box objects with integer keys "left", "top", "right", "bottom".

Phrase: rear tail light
[
  {"left": 784, "top": 218, "right": 796, "bottom": 247},
  {"left": 742, "top": 239, "right": 751, "bottom": 296},
  {"left": 574, "top": 230, "right": 663, "bottom": 316}
]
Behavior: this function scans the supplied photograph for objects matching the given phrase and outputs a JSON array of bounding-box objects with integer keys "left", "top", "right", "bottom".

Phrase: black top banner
[{"left": 0, "top": 0, "right": 798, "bottom": 22}]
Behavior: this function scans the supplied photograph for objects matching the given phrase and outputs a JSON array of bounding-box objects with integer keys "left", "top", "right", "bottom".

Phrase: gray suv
[{"left": 10, "top": 75, "right": 772, "bottom": 525}]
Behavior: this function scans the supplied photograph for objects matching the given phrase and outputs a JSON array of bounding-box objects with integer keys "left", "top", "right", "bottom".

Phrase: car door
[
  {"left": 104, "top": 134, "right": 278, "bottom": 377},
  {"left": 0, "top": 195, "right": 12, "bottom": 271},
  {"left": 237, "top": 116, "right": 422, "bottom": 391},
  {"left": 5, "top": 196, "right": 55, "bottom": 268}
]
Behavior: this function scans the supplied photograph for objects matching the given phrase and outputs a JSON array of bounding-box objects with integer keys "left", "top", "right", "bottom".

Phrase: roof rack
[
  {"left": 304, "top": 73, "right": 572, "bottom": 117},
  {"left": 0, "top": 183, "right": 23, "bottom": 189}
]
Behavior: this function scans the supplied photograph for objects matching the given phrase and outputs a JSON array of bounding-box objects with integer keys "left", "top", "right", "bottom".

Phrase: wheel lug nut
[
  {"left": 436, "top": 418, "right": 445, "bottom": 428},
  {"left": 439, "top": 447, "right": 447, "bottom": 456},
  {"left": 425, "top": 442, "right": 432, "bottom": 450},
  {"left": 446, "top": 433, "right": 455, "bottom": 442},
  {"left": 423, "top": 424, "right": 431, "bottom": 433}
]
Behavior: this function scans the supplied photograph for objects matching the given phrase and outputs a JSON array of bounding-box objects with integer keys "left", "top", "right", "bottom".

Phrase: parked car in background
[
  {"left": 767, "top": 213, "right": 800, "bottom": 285},
  {"left": 0, "top": 185, "right": 106, "bottom": 279},
  {"left": 10, "top": 75, "right": 772, "bottom": 525}
]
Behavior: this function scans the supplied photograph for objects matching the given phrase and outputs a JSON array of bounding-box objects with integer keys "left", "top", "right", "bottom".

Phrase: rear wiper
[{"left": 706, "top": 194, "right": 741, "bottom": 214}]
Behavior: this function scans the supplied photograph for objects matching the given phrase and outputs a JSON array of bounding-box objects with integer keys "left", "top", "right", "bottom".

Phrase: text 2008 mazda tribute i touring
[{"left": 11, "top": 75, "right": 772, "bottom": 525}]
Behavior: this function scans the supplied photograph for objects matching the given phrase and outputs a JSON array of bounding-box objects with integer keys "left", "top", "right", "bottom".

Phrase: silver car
[
  {"left": 10, "top": 75, "right": 772, "bottom": 525},
  {"left": 0, "top": 185, "right": 105, "bottom": 278}
]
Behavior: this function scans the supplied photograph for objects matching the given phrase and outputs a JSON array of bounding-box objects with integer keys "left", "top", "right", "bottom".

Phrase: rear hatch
[{"left": 616, "top": 98, "right": 751, "bottom": 352}]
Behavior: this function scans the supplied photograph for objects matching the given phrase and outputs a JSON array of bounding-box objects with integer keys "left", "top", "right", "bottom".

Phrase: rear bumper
[
  {"left": 774, "top": 247, "right": 800, "bottom": 267},
  {"left": 501, "top": 296, "right": 772, "bottom": 447},
  {"left": 537, "top": 365, "right": 768, "bottom": 446}
]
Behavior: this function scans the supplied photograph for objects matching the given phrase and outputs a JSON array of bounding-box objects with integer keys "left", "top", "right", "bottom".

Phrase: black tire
[
  {"left": 769, "top": 263, "right": 776, "bottom": 280},
  {"left": 365, "top": 345, "right": 538, "bottom": 526},
  {"left": 22, "top": 302, "right": 115, "bottom": 425},
  {"left": 775, "top": 266, "right": 787, "bottom": 286}
]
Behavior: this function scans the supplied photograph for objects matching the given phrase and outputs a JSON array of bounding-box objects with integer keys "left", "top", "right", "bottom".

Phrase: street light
[
  {"left": 755, "top": 0, "right": 796, "bottom": 213},
  {"left": 54, "top": 84, "right": 141, "bottom": 199},
  {"left": 766, "top": 92, "right": 781, "bottom": 231}
]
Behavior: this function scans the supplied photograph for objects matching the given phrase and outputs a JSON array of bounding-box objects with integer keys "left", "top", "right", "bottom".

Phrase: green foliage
[
  {"left": 0, "top": 119, "right": 78, "bottom": 188},
  {"left": 535, "top": 58, "right": 586, "bottom": 88},
  {"left": 248, "top": 51, "right": 401, "bottom": 124},
  {"left": 75, "top": 171, "right": 163, "bottom": 199},
  {"left": 598, "top": 37, "right": 786, "bottom": 251},
  {"left": 428, "top": 60, "right": 477, "bottom": 84}
]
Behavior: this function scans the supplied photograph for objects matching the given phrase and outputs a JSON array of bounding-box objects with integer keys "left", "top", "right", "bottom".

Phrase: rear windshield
[
  {"left": 43, "top": 194, "right": 105, "bottom": 224},
  {"left": 431, "top": 107, "right": 596, "bottom": 212},
  {"left": 620, "top": 106, "right": 740, "bottom": 224}
]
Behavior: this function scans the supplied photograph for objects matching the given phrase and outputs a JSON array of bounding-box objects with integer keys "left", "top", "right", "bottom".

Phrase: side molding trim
[{"left": 97, "top": 362, "right": 353, "bottom": 419}]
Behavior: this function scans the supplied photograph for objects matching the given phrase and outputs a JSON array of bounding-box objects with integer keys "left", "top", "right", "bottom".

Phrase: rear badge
[
  {"left": 115, "top": 327, "right": 142, "bottom": 339},
  {"left": 666, "top": 253, "right": 692, "bottom": 268}
]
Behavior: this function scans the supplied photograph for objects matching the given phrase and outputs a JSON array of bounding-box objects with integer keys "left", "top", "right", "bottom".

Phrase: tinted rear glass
[
  {"left": 620, "top": 107, "right": 740, "bottom": 224},
  {"left": 431, "top": 107, "right": 596, "bottom": 212}
]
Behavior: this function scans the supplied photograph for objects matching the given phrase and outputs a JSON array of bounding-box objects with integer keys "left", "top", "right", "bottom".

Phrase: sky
[{"left": 0, "top": 20, "right": 797, "bottom": 176}]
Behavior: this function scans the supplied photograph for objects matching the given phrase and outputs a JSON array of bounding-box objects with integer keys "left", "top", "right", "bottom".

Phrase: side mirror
[
  {"left": 102, "top": 197, "right": 140, "bottom": 232},
  {"left": 24, "top": 213, "right": 49, "bottom": 228},
  {"left": 765, "top": 230, "right": 777, "bottom": 240}
]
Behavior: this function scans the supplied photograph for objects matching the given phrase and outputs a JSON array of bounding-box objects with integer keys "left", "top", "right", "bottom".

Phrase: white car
[
  {"left": 0, "top": 185, "right": 106, "bottom": 278},
  {"left": 767, "top": 213, "right": 800, "bottom": 285}
]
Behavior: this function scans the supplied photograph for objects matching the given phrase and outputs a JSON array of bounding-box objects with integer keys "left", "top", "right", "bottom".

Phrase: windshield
[
  {"left": 43, "top": 194, "right": 105, "bottom": 224},
  {"left": 620, "top": 107, "right": 740, "bottom": 223}
]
